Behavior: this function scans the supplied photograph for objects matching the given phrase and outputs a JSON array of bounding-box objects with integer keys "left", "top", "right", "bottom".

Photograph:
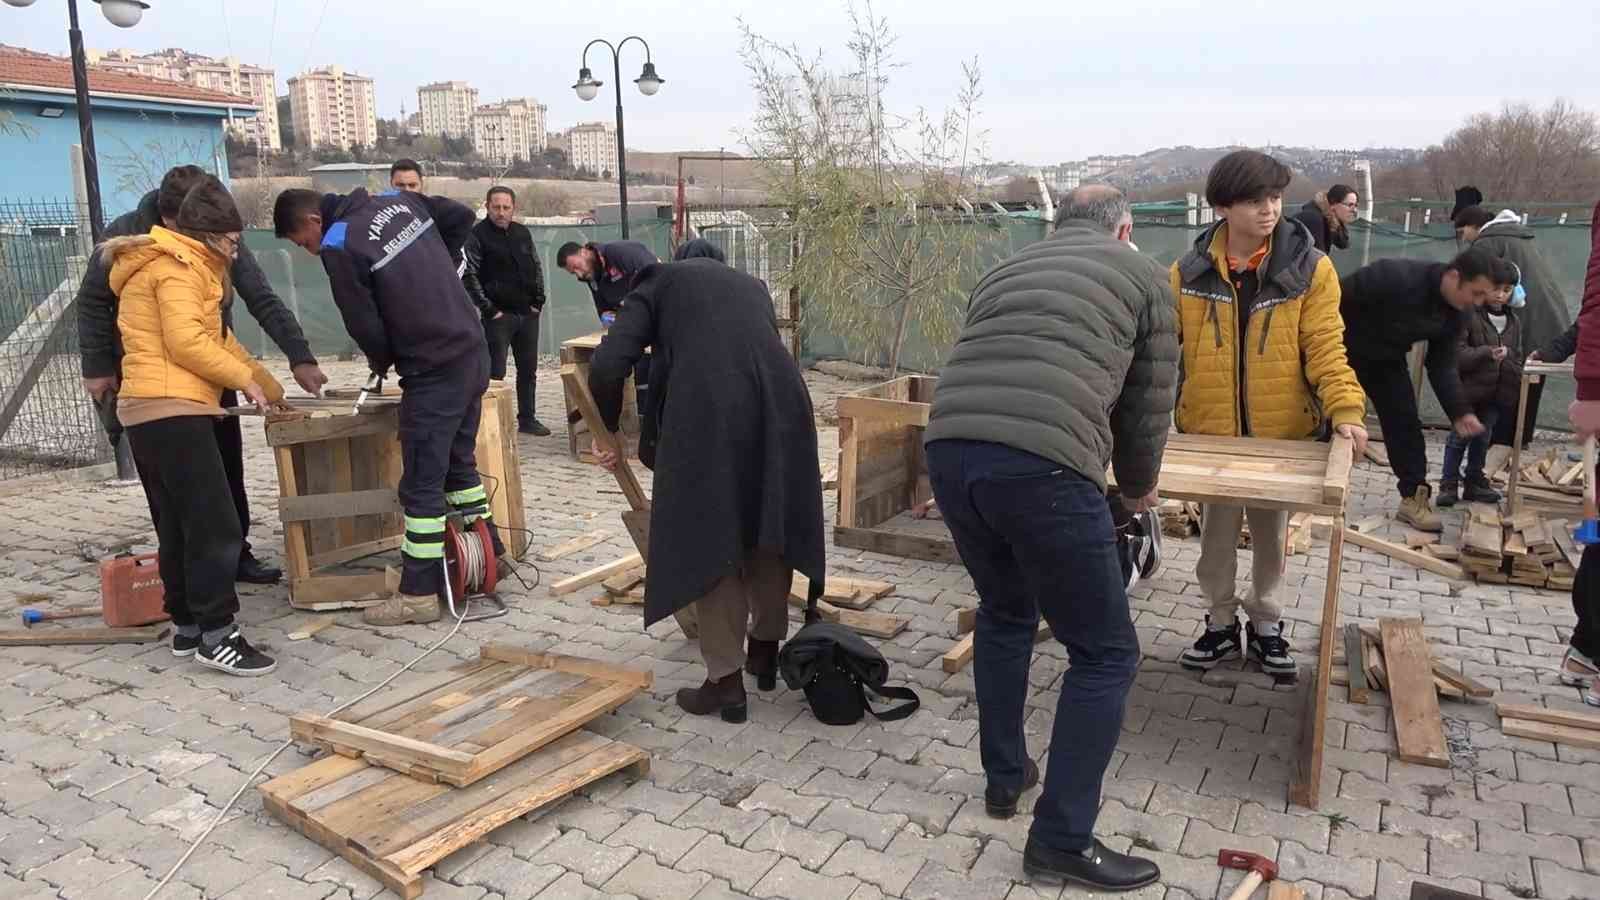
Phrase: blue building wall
[{"left": 0, "top": 88, "right": 242, "bottom": 217}]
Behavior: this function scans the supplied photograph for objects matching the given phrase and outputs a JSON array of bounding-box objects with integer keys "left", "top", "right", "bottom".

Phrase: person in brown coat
[{"left": 1438, "top": 258, "right": 1521, "bottom": 507}]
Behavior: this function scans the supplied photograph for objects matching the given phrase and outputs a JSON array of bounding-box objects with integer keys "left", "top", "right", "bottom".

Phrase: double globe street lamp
[{"left": 572, "top": 37, "right": 662, "bottom": 239}]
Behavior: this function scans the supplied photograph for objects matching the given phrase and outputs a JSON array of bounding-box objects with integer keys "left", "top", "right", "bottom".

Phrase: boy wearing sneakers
[
  {"left": 1438, "top": 259, "right": 1521, "bottom": 507},
  {"left": 1170, "top": 151, "right": 1368, "bottom": 677}
]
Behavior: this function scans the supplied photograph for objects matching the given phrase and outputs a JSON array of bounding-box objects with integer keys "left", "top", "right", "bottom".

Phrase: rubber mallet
[{"left": 20, "top": 605, "right": 101, "bottom": 627}]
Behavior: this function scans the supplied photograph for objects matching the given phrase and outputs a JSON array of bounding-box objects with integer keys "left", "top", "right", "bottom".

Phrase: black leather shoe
[
  {"left": 745, "top": 638, "right": 779, "bottom": 691},
  {"left": 985, "top": 758, "right": 1039, "bottom": 818},
  {"left": 236, "top": 553, "right": 282, "bottom": 585},
  {"left": 519, "top": 419, "right": 551, "bottom": 436},
  {"left": 1023, "top": 838, "right": 1160, "bottom": 892}
]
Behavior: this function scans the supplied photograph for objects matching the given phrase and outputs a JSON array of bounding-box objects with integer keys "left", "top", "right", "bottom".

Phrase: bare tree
[
  {"left": 1384, "top": 101, "right": 1600, "bottom": 204},
  {"left": 739, "top": 1, "right": 992, "bottom": 376}
]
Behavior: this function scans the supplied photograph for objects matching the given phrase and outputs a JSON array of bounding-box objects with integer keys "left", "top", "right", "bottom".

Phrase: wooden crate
[
  {"left": 288, "top": 644, "right": 651, "bottom": 786},
  {"left": 833, "top": 376, "right": 952, "bottom": 562},
  {"left": 261, "top": 729, "right": 647, "bottom": 899},
  {"left": 268, "top": 385, "right": 528, "bottom": 610},
  {"left": 559, "top": 332, "right": 643, "bottom": 462}
]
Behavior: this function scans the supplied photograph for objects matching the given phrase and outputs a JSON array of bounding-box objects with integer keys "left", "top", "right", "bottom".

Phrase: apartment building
[
  {"left": 470, "top": 97, "right": 547, "bottom": 165},
  {"left": 287, "top": 65, "right": 377, "bottom": 150},
  {"left": 417, "top": 80, "right": 478, "bottom": 139},
  {"left": 567, "top": 121, "right": 618, "bottom": 177},
  {"left": 88, "top": 47, "right": 279, "bottom": 150}
]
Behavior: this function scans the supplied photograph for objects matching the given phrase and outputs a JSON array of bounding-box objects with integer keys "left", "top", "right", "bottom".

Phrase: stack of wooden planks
[
  {"left": 1497, "top": 702, "right": 1600, "bottom": 750},
  {"left": 1335, "top": 622, "right": 1493, "bottom": 710},
  {"left": 1451, "top": 504, "right": 1578, "bottom": 589},
  {"left": 268, "top": 645, "right": 652, "bottom": 898},
  {"left": 1158, "top": 500, "right": 1203, "bottom": 538},
  {"left": 1156, "top": 503, "right": 1318, "bottom": 558},
  {"left": 1459, "top": 503, "right": 1508, "bottom": 582}
]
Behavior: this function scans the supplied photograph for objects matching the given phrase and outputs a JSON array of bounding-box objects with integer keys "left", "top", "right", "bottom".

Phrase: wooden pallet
[
  {"left": 289, "top": 645, "right": 651, "bottom": 787},
  {"left": 267, "top": 385, "right": 527, "bottom": 609},
  {"left": 261, "top": 729, "right": 647, "bottom": 899}
]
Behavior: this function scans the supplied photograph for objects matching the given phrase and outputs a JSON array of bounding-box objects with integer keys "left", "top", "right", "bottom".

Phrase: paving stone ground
[{"left": 2, "top": 356, "right": 1598, "bottom": 899}]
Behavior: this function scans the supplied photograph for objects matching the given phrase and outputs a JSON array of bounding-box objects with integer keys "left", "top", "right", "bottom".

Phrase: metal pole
[
  {"left": 66, "top": 0, "right": 106, "bottom": 245},
  {"left": 612, "top": 49, "right": 629, "bottom": 239}
]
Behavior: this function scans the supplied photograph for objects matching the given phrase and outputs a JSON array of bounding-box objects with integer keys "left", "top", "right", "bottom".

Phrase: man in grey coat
[{"left": 924, "top": 185, "right": 1177, "bottom": 892}]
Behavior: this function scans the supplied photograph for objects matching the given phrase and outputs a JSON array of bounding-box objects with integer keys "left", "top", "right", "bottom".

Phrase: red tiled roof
[{"left": 0, "top": 45, "right": 255, "bottom": 107}]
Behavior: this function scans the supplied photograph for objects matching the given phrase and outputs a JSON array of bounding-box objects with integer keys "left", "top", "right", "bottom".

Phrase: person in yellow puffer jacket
[
  {"left": 107, "top": 175, "right": 284, "bottom": 677},
  {"left": 1169, "top": 151, "right": 1367, "bottom": 680}
]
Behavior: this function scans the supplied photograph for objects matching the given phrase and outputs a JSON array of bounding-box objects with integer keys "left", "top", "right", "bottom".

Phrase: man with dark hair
[
  {"left": 273, "top": 186, "right": 507, "bottom": 626},
  {"left": 1171, "top": 150, "right": 1367, "bottom": 678},
  {"left": 390, "top": 159, "right": 424, "bottom": 192},
  {"left": 1292, "top": 183, "right": 1358, "bottom": 253},
  {"left": 923, "top": 185, "right": 1173, "bottom": 891},
  {"left": 464, "top": 186, "right": 549, "bottom": 435},
  {"left": 76, "top": 164, "right": 327, "bottom": 585},
  {"left": 1341, "top": 248, "right": 1503, "bottom": 529},
  {"left": 556, "top": 239, "right": 658, "bottom": 319}
]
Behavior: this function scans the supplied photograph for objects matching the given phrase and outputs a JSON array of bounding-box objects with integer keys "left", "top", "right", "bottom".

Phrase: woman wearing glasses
[{"left": 1292, "top": 183, "right": 1359, "bottom": 254}]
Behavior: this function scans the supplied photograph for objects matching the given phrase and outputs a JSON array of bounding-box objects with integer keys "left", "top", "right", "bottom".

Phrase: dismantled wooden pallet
[
  {"left": 1347, "top": 623, "right": 1491, "bottom": 708},
  {"left": 1497, "top": 702, "right": 1600, "bottom": 750},
  {"left": 289, "top": 645, "right": 651, "bottom": 787},
  {"left": 261, "top": 729, "right": 647, "bottom": 899}
]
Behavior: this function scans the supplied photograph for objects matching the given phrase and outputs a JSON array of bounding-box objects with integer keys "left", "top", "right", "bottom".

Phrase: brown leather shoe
[
  {"left": 745, "top": 639, "right": 779, "bottom": 692},
  {"left": 676, "top": 672, "right": 748, "bottom": 722}
]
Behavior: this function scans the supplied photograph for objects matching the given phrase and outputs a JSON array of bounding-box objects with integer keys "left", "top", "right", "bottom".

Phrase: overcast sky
[{"left": 7, "top": 0, "right": 1598, "bottom": 165}]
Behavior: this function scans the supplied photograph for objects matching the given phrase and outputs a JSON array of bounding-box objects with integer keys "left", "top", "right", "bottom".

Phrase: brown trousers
[{"left": 694, "top": 551, "right": 792, "bottom": 679}]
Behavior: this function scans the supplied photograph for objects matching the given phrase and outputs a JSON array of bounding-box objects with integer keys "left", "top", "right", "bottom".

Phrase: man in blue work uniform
[{"left": 273, "top": 187, "right": 506, "bottom": 626}]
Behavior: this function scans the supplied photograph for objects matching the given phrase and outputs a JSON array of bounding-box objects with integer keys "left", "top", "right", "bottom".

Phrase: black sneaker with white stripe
[
  {"left": 196, "top": 629, "right": 277, "bottom": 677},
  {"left": 171, "top": 632, "right": 201, "bottom": 658}
]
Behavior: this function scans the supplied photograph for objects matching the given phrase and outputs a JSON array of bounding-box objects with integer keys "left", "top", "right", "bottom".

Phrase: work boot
[
  {"left": 676, "top": 672, "right": 748, "bottom": 722},
  {"left": 236, "top": 551, "right": 283, "bottom": 585},
  {"left": 1397, "top": 485, "right": 1443, "bottom": 533},
  {"left": 1436, "top": 481, "right": 1460, "bottom": 508},
  {"left": 519, "top": 419, "right": 551, "bottom": 437},
  {"left": 1246, "top": 620, "right": 1296, "bottom": 678},
  {"left": 1463, "top": 476, "right": 1502, "bottom": 504},
  {"left": 1023, "top": 838, "right": 1161, "bottom": 892},
  {"left": 363, "top": 592, "right": 441, "bottom": 626},
  {"left": 1179, "top": 615, "right": 1242, "bottom": 671},
  {"left": 985, "top": 757, "right": 1039, "bottom": 819},
  {"left": 745, "top": 638, "right": 780, "bottom": 692}
]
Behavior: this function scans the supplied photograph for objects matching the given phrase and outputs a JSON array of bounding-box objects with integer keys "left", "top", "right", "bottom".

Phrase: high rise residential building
[
  {"left": 567, "top": 121, "right": 618, "bottom": 177},
  {"left": 88, "top": 47, "right": 279, "bottom": 151},
  {"left": 287, "top": 65, "right": 377, "bottom": 150},
  {"left": 470, "top": 98, "right": 547, "bottom": 165},
  {"left": 417, "top": 81, "right": 478, "bottom": 138}
]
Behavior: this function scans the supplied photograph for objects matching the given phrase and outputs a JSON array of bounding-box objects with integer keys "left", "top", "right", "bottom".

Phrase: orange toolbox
[{"left": 100, "top": 554, "right": 170, "bottom": 627}]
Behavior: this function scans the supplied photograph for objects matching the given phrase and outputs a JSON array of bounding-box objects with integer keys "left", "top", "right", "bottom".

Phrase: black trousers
[
  {"left": 397, "top": 349, "right": 505, "bottom": 595},
  {"left": 1351, "top": 356, "right": 1429, "bottom": 498},
  {"left": 1573, "top": 542, "right": 1600, "bottom": 661},
  {"left": 486, "top": 311, "right": 541, "bottom": 428},
  {"left": 131, "top": 389, "right": 252, "bottom": 559},
  {"left": 1492, "top": 379, "right": 1542, "bottom": 448},
  {"left": 127, "top": 416, "right": 242, "bottom": 631}
]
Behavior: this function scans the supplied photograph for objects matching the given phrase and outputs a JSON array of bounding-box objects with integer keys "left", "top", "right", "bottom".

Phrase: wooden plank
[
  {"left": 1323, "top": 433, "right": 1355, "bottom": 506},
  {"left": 550, "top": 554, "right": 644, "bottom": 596},
  {"left": 1501, "top": 717, "right": 1600, "bottom": 750},
  {"left": 835, "top": 525, "right": 962, "bottom": 565},
  {"left": 291, "top": 715, "right": 477, "bottom": 768},
  {"left": 621, "top": 509, "right": 651, "bottom": 561},
  {"left": 289, "top": 569, "right": 398, "bottom": 610},
  {"left": 1291, "top": 515, "right": 1344, "bottom": 809},
  {"left": 602, "top": 567, "right": 645, "bottom": 597},
  {"left": 287, "top": 617, "right": 334, "bottom": 641},
  {"left": 1494, "top": 702, "right": 1600, "bottom": 732},
  {"left": 478, "top": 645, "right": 655, "bottom": 689},
  {"left": 1558, "top": 461, "right": 1585, "bottom": 486},
  {"left": 834, "top": 395, "right": 930, "bottom": 429},
  {"left": 537, "top": 531, "right": 609, "bottom": 562},
  {"left": 275, "top": 446, "right": 314, "bottom": 583},
  {"left": 1427, "top": 544, "right": 1461, "bottom": 561},
  {"left": 1379, "top": 618, "right": 1450, "bottom": 768},
  {"left": 837, "top": 417, "right": 859, "bottom": 529},
  {"left": 1350, "top": 514, "right": 1389, "bottom": 534},
  {"left": 1431, "top": 661, "right": 1494, "bottom": 698},
  {"left": 329, "top": 438, "right": 358, "bottom": 547},
  {"left": 0, "top": 625, "right": 167, "bottom": 646},
  {"left": 280, "top": 489, "right": 404, "bottom": 524},
  {"left": 559, "top": 364, "right": 650, "bottom": 511},
  {"left": 484, "top": 385, "right": 529, "bottom": 560},
  {"left": 308, "top": 535, "right": 403, "bottom": 571},
  {"left": 784, "top": 593, "right": 908, "bottom": 639},
  {"left": 266, "top": 405, "right": 401, "bottom": 448},
  {"left": 1344, "top": 623, "right": 1370, "bottom": 705},
  {"left": 345, "top": 432, "right": 385, "bottom": 544},
  {"left": 1552, "top": 521, "right": 1582, "bottom": 569},
  {"left": 1344, "top": 529, "right": 1466, "bottom": 580}
]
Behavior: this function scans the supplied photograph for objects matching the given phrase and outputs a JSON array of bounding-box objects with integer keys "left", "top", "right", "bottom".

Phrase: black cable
[{"left": 478, "top": 471, "right": 542, "bottom": 592}]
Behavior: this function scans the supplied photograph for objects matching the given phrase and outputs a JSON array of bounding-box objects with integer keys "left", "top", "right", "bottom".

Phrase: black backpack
[{"left": 778, "top": 616, "right": 920, "bottom": 726}]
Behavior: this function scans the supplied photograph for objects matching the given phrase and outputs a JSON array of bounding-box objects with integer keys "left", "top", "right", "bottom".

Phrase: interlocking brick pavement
[{"left": 2, "top": 357, "right": 1597, "bottom": 898}]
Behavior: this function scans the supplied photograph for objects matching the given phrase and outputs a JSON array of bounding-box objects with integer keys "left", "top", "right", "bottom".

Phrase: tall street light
[
  {"left": 2, "top": 0, "right": 150, "bottom": 243},
  {"left": 573, "top": 36, "right": 662, "bottom": 239}
]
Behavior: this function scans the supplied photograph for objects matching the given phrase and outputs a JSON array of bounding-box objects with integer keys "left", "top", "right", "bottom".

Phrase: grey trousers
[
  {"left": 1197, "top": 504, "right": 1286, "bottom": 626},
  {"left": 694, "top": 551, "right": 792, "bottom": 679}
]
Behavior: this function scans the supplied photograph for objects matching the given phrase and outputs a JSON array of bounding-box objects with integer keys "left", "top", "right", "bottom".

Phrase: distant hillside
[{"left": 1099, "top": 145, "right": 1422, "bottom": 189}]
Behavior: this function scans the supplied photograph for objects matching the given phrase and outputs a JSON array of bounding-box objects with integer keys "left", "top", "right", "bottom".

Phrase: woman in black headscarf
[{"left": 672, "top": 238, "right": 727, "bottom": 263}]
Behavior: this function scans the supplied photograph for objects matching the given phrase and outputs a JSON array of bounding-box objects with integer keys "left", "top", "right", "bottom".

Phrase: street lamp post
[
  {"left": 573, "top": 36, "right": 662, "bottom": 239},
  {"left": 2, "top": 0, "right": 150, "bottom": 243}
]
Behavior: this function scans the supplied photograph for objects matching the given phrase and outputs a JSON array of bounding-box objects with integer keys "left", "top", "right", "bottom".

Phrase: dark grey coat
[
  {"left": 1473, "top": 218, "right": 1573, "bottom": 356},
  {"left": 923, "top": 221, "right": 1179, "bottom": 497}
]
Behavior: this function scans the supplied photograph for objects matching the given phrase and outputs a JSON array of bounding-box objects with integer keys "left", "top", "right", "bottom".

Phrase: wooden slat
[
  {"left": 1344, "top": 623, "right": 1370, "bottom": 705},
  {"left": 0, "top": 625, "right": 167, "bottom": 646},
  {"left": 289, "top": 569, "right": 398, "bottom": 610},
  {"left": 837, "top": 417, "right": 859, "bottom": 529},
  {"left": 834, "top": 525, "right": 962, "bottom": 565},
  {"left": 1323, "top": 434, "right": 1355, "bottom": 505},
  {"left": 479, "top": 644, "right": 655, "bottom": 689},
  {"left": 941, "top": 634, "right": 973, "bottom": 674},
  {"left": 559, "top": 364, "right": 649, "bottom": 511},
  {"left": 784, "top": 592, "right": 908, "bottom": 639},
  {"left": 1380, "top": 618, "right": 1450, "bottom": 768},
  {"left": 537, "top": 531, "right": 609, "bottom": 562},
  {"left": 1292, "top": 515, "right": 1344, "bottom": 809},
  {"left": 483, "top": 385, "right": 529, "bottom": 560},
  {"left": 265, "top": 406, "right": 401, "bottom": 447},
  {"left": 1494, "top": 702, "right": 1600, "bottom": 732},
  {"left": 621, "top": 509, "right": 651, "bottom": 561},
  {"left": 402, "top": 670, "right": 568, "bottom": 738},
  {"left": 346, "top": 432, "right": 385, "bottom": 544},
  {"left": 331, "top": 658, "right": 498, "bottom": 725},
  {"left": 550, "top": 554, "right": 645, "bottom": 596},
  {"left": 834, "top": 395, "right": 930, "bottom": 429},
  {"left": 280, "top": 489, "right": 404, "bottom": 523},
  {"left": 275, "top": 446, "right": 314, "bottom": 582},
  {"left": 328, "top": 438, "right": 357, "bottom": 547},
  {"left": 364, "top": 664, "right": 533, "bottom": 734},
  {"left": 1343, "top": 529, "right": 1466, "bottom": 580},
  {"left": 1502, "top": 717, "right": 1600, "bottom": 750},
  {"left": 258, "top": 755, "right": 368, "bottom": 810},
  {"left": 308, "top": 535, "right": 403, "bottom": 571},
  {"left": 1431, "top": 661, "right": 1494, "bottom": 698}
]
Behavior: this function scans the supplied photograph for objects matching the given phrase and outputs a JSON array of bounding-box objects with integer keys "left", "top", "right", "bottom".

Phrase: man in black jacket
[
  {"left": 1340, "top": 248, "right": 1502, "bottom": 531},
  {"left": 464, "top": 187, "right": 549, "bottom": 436},
  {"left": 556, "top": 239, "right": 657, "bottom": 318},
  {"left": 274, "top": 187, "right": 505, "bottom": 627},
  {"left": 76, "top": 165, "right": 327, "bottom": 585}
]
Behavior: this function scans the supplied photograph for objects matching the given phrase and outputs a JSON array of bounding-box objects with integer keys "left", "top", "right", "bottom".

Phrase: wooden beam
[
  {"left": 0, "top": 625, "right": 167, "bottom": 646},
  {"left": 1343, "top": 529, "right": 1467, "bottom": 580},
  {"left": 1494, "top": 702, "right": 1600, "bottom": 732},
  {"left": 941, "top": 633, "right": 974, "bottom": 674},
  {"left": 1291, "top": 514, "right": 1344, "bottom": 809},
  {"left": 1380, "top": 618, "right": 1450, "bottom": 768},
  {"left": 1501, "top": 717, "right": 1600, "bottom": 750},
  {"left": 289, "top": 569, "right": 398, "bottom": 610},
  {"left": 558, "top": 364, "right": 650, "bottom": 512},
  {"left": 308, "top": 535, "right": 403, "bottom": 571},
  {"left": 1431, "top": 661, "right": 1494, "bottom": 698},
  {"left": 536, "top": 531, "right": 609, "bottom": 563},
  {"left": 834, "top": 526, "right": 962, "bottom": 565},
  {"left": 265, "top": 407, "right": 401, "bottom": 448},
  {"left": 834, "top": 395, "right": 930, "bottom": 429},
  {"left": 1323, "top": 433, "right": 1355, "bottom": 506},
  {"left": 1344, "top": 623, "right": 1370, "bottom": 705},
  {"left": 549, "top": 554, "right": 645, "bottom": 596}
]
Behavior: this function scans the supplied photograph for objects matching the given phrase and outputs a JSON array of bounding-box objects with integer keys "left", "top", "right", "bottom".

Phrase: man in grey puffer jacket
[{"left": 924, "top": 185, "right": 1177, "bottom": 892}]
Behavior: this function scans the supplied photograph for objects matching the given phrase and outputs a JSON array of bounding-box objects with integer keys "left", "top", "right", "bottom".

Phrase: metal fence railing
[{"left": 0, "top": 199, "right": 111, "bottom": 478}]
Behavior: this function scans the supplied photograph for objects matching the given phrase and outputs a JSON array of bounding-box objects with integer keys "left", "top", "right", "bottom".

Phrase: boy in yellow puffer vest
[
  {"left": 107, "top": 177, "right": 284, "bottom": 677},
  {"left": 1170, "top": 151, "right": 1367, "bottom": 678}
]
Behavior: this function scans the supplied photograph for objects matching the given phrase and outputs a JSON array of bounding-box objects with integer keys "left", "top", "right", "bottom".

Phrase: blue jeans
[
  {"left": 1441, "top": 404, "right": 1499, "bottom": 485},
  {"left": 926, "top": 439, "right": 1140, "bottom": 852}
]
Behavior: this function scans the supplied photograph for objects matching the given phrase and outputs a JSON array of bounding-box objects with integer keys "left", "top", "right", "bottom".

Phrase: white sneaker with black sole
[
  {"left": 1246, "top": 621, "right": 1296, "bottom": 677},
  {"left": 196, "top": 629, "right": 277, "bottom": 677},
  {"left": 1180, "top": 616, "right": 1242, "bottom": 670}
]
